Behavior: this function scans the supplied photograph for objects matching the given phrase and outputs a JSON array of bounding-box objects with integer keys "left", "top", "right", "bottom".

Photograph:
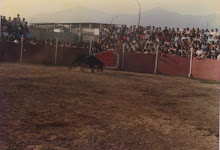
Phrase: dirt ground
[{"left": 0, "top": 63, "right": 219, "bottom": 150}]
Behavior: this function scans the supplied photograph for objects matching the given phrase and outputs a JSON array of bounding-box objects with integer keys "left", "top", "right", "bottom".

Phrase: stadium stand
[
  {"left": 0, "top": 15, "right": 89, "bottom": 49},
  {"left": 97, "top": 25, "right": 220, "bottom": 59},
  {"left": 1, "top": 15, "right": 219, "bottom": 59}
]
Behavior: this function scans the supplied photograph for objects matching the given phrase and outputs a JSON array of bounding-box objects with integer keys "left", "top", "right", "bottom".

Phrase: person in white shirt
[
  {"left": 210, "top": 29, "right": 215, "bottom": 36},
  {"left": 217, "top": 54, "right": 220, "bottom": 60},
  {"left": 213, "top": 28, "right": 219, "bottom": 38},
  {"left": 21, "top": 18, "right": 26, "bottom": 26},
  {"left": 210, "top": 47, "right": 216, "bottom": 59},
  {"left": 195, "top": 28, "right": 200, "bottom": 35},
  {"left": 186, "top": 34, "right": 191, "bottom": 41},
  {"left": 213, "top": 36, "right": 218, "bottom": 43},
  {"left": 144, "top": 31, "right": 150, "bottom": 40},
  {"left": 164, "top": 40, "right": 170, "bottom": 46},
  {"left": 216, "top": 45, "right": 220, "bottom": 54},
  {"left": 207, "top": 34, "right": 214, "bottom": 43},
  {"left": 186, "top": 28, "right": 190, "bottom": 35},
  {"left": 174, "top": 34, "right": 179, "bottom": 42},
  {"left": 181, "top": 35, "right": 186, "bottom": 41},
  {"left": 131, "top": 44, "right": 137, "bottom": 52},
  {"left": 201, "top": 43, "right": 207, "bottom": 51},
  {"left": 196, "top": 48, "right": 204, "bottom": 58},
  {"left": 176, "top": 28, "right": 181, "bottom": 34},
  {"left": 204, "top": 29, "right": 210, "bottom": 36}
]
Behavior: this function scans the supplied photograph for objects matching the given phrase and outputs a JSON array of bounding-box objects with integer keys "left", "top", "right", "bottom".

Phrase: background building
[{"left": 30, "top": 22, "right": 119, "bottom": 42}]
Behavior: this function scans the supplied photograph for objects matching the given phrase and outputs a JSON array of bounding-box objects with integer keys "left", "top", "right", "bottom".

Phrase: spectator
[
  {"left": 213, "top": 28, "right": 218, "bottom": 38},
  {"left": 95, "top": 24, "right": 219, "bottom": 59},
  {"left": 0, "top": 14, "right": 31, "bottom": 42},
  {"left": 196, "top": 47, "right": 204, "bottom": 58},
  {"left": 217, "top": 54, "right": 220, "bottom": 60},
  {"left": 16, "top": 14, "right": 21, "bottom": 23},
  {"left": 1, "top": 13, "right": 219, "bottom": 60},
  {"left": 21, "top": 18, "right": 26, "bottom": 26}
]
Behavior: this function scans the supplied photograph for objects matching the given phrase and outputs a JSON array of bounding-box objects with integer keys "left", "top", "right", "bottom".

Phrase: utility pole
[{"left": 134, "top": 0, "right": 141, "bottom": 27}]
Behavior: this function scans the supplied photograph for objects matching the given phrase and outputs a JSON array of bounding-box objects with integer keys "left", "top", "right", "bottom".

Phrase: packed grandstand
[{"left": 1, "top": 14, "right": 220, "bottom": 59}]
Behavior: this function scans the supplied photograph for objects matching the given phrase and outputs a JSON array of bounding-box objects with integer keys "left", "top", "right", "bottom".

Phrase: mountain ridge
[{"left": 27, "top": 7, "right": 220, "bottom": 29}]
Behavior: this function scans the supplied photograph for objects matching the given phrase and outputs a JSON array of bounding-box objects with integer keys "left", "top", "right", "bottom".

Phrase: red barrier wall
[
  {"left": 0, "top": 42, "right": 20, "bottom": 62},
  {"left": 158, "top": 55, "right": 190, "bottom": 76},
  {"left": 0, "top": 42, "right": 219, "bottom": 81},
  {"left": 123, "top": 52, "right": 155, "bottom": 73},
  {"left": 121, "top": 53, "right": 190, "bottom": 77},
  {"left": 23, "top": 45, "right": 55, "bottom": 64},
  {"left": 0, "top": 42, "right": 89, "bottom": 65},
  {"left": 105, "top": 51, "right": 122, "bottom": 69},
  {"left": 56, "top": 47, "right": 89, "bottom": 65},
  {"left": 192, "top": 58, "right": 220, "bottom": 81}
]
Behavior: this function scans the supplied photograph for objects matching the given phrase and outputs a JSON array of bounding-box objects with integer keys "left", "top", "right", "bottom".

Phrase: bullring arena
[
  {"left": 0, "top": 12, "right": 220, "bottom": 149},
  {"left": 0, "top": 60, "right": 219, "bottom": 149}
]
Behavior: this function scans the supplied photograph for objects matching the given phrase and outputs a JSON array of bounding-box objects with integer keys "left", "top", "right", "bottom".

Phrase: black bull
[{"left": 69, "top": 55, "right": 104, "bottom": 73}]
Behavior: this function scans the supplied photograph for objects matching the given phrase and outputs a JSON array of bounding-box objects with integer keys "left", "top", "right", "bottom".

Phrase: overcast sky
[{"left": 1, "top": 0, "right": 220, "bottom": 18}]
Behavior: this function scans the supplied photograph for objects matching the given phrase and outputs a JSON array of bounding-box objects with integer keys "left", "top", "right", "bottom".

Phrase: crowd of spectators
[
  {"left": 0, "top": 14, "right": 89, "bottom": 49},
  {"left": 0, "top": 14, "right": 30, "bottom": 42},
  {"left": 24, "top": 38, "right": 89, "bottom": 48},
  {"left": 1, "top": 15, "right": 220, "bottom": 59},
  {"left": 97, "top": 25, "right": 220, "bottom": 59}
]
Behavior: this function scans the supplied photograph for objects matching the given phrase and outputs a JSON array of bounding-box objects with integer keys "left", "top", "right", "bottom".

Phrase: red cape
[{"left": 95, "top": 50, "right": 114, "bottom": 66}]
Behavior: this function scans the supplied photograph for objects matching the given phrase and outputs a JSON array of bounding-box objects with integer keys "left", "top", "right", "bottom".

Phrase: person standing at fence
[{"left": 16, "top": 14, "right": 21, "bottom": 23}]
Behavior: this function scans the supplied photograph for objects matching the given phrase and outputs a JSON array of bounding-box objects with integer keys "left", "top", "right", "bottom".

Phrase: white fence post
[
  {"left": 154, "top": 45, "right": 159, "bottom": 74},
  {"left": 121, "top": 43, "right": 126, "bottom": 70},
  {"left": 55, "top": 38, "right": 58, "bottom": 65},
  {"left": 20, "top": 35, "right": 24, "bottom": 62},
  {"left": 188, "top": 46, "right": 194, "bottom": 77},
  {"left": 89, "top": 39, "right": 92, "bottom": 55}
]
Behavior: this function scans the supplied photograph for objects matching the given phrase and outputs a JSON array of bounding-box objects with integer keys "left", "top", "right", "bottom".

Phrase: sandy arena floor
[{"left": 0, "top": 63, "right": 219, "bottom": 150}]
